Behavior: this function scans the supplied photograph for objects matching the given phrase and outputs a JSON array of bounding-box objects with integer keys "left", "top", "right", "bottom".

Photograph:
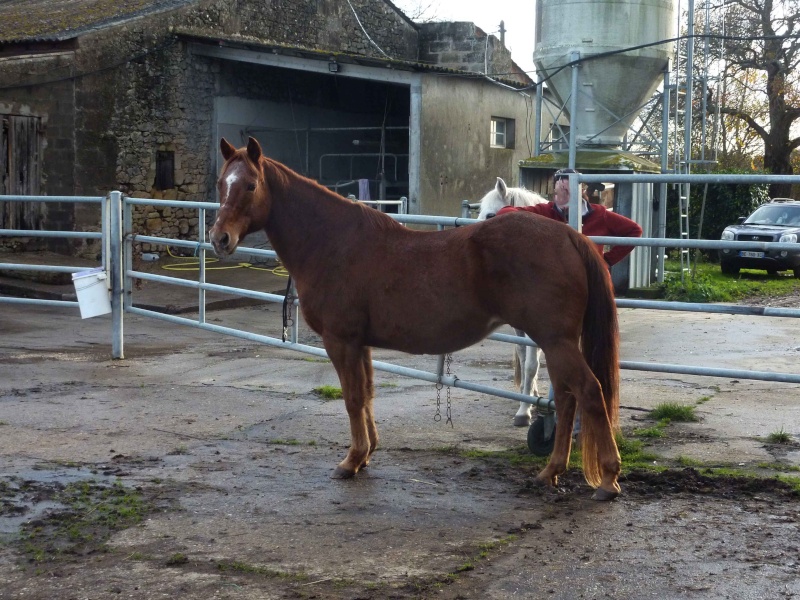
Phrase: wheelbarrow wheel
[{"left": 527, "top": 415, "right": 555, "bottom": 457}]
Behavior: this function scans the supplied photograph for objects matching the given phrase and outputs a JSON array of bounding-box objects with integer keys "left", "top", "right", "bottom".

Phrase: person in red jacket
[
  {"left": 496, "top": 168, "right": 642, "bottom": 434},
  {"left": 497, "top": 168, "right": 643, "bottom": 267}
]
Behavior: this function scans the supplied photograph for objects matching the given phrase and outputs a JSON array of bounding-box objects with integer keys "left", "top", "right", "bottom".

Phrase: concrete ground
[
  {"left": 1, "top": 250, "right": 800, "bottom": 599},
  {"left": 2, "top": 247, "right": 797, "bottom": 466}
]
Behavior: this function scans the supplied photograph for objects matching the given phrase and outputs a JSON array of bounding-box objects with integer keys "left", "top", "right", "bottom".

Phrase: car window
[{"left": 744, "top": 205, "right": 800, "bottom": 225}]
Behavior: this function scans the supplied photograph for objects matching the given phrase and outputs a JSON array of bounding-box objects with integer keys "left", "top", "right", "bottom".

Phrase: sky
[{"left": 393, "top": 0, "right": 538, "bottom": 75}]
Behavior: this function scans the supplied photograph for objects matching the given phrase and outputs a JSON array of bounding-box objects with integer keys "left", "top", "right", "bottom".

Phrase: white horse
[{"left": 476, "top": 177, "right": 549, "bottom": 426}]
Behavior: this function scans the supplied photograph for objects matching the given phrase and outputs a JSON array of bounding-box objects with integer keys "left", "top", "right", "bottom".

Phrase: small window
[
  {"left": 154, "top": 150, "right": 175, "bottom": 190},
  {"left": 548, "top": 124, "right": 570, "bottom": 151},
  {"left": 491, "top": 117, "right": 515, "bottom": 149}
]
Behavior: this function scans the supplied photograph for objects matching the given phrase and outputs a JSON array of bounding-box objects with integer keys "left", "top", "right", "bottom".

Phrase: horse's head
[
  {"left": 209, "top": 137, "right": 270, "bottom": 257},
  {"left": 476, "top": 177, "right": 509, "bottom": 220}
]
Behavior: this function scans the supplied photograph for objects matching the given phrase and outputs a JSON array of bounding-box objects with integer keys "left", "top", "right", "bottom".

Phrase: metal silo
[{"left": 534, "top": 0, "right": 676, "bottom": 147}]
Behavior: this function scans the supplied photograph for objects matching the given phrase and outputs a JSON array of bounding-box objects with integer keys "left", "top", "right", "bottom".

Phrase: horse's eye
[{"left": 246, "top": 183, "right": 256, "bottom": 192}]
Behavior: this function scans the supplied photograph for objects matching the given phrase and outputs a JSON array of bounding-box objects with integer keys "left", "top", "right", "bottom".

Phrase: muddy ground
[{"left": 1, "top": 299, "right": 799, "bottom": 599}]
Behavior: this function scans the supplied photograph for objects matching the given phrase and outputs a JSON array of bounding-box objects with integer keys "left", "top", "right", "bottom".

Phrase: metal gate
[{"left": 2, "top": 178, "right": 800, "bottom": 410}]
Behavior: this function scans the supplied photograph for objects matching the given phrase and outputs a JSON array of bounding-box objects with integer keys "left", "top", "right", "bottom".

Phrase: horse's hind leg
[
  {"left": 535, "top": 341, "right": 620, "bottom": 499},
  {"left": 324, "top": 339, "right": 377, "bottom": 478}
]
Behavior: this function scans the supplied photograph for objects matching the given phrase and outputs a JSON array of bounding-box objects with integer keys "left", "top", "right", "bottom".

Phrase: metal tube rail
[
  {"left": 125, "top": 305, "right": 556, "bottom": 409},
  {"left": 0, "top": 297, "right": 78, "bottom": 308},
  {"left": 125, "top": 198, "right": 219, "bottom": 210},
  {"left": 0, "top": 195, "right": 104, "bottom": 203},
  {"left": 577, "top": 173, "right": 800, "bottom": 184},
  {"left": 0, "top": 263, "right": 92, "bottom": 273},
  {"left": 130, "top": 235, "right": 278, "bottom": 260},
  {"left": 128, "top": 269, "right": 290, "bottom": 305},
  {"left": 623, "top": 361, "right": 800, "bottom": 384},
  {"left": 617, "top": 299, "right": 800, "bottom": 318},
  {"left": 589, "top": 235, "right": 800, "bottom": 252},
  {"left": 0, "top": 229, "right": 102, "bottom": 239}
]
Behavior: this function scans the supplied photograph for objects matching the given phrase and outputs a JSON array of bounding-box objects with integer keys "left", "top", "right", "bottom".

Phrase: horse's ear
[
  {"left": 246, "top": 137, "right": 263, "bottom": 165},
  {"left": 495, "top": 177, "right": 508, "bottom": 198},
  {"left": 220, "top": 138, "right": 236, "bottom": 161}
]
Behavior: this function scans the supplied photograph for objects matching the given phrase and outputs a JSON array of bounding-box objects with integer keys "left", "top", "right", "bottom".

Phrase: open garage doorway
[{"left": 215, "top": 64, "right": 410, "bottom": 211}]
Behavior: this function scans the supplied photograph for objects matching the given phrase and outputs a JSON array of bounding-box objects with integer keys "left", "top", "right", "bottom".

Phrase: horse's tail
[
  {"left": 573, "top": 236, "right": 620, "bottom": 488},
  {"left": 513, "top": 347, "right": 522, "bottom": 390}
]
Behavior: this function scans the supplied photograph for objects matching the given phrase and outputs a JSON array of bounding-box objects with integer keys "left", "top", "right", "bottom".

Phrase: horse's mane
[
  {"left": 261, "top": 156, "right": 405, "bottom": 232},
  {"left": 506, "top": 187, "right": 546, "bottom": 207}
]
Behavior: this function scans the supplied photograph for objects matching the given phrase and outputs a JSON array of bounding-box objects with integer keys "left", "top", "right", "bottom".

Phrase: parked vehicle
[{"left": 719, "top": 199, "right": 800, "bottom": 277}]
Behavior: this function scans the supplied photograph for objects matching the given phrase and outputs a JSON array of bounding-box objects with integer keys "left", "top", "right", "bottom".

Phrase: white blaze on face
[{"left": 223, "top": 171, "right": 239, "bottom": 205}]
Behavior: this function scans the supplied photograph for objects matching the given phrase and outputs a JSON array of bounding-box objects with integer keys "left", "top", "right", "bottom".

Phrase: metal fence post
[
  {"left": 110, "top": 191, "right": 124, "bottom": 359},
  {"left": 198, "top": 207, "right": 207, "bottom": 325}
]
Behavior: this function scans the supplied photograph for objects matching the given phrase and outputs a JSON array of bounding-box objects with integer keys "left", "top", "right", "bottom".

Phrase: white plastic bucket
[{"left": 72, "top": 267, "right": 112, "bottom": 319}]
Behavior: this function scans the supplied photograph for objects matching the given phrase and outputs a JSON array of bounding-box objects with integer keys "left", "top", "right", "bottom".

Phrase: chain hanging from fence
[{"left": 434, "top": 353, "right": 453, "bottom": 427}]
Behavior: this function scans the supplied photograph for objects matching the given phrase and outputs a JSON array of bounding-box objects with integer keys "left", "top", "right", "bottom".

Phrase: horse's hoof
[
  {"left": 533, "top": 473, "right": 557, "bottom": 488},
  {"left": 513, "top": 415, "right": 532, "bottom": 427},
  {"left": 591, "top": 487, "right": 620, "bottom": 502},
  {"left": 331, "top": 466, "right": 356, "bottom": 479}
]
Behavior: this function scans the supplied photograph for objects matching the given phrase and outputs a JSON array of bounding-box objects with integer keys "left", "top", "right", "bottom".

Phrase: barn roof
[
  {"left": 178, "top": 29, "right": 532, "bottom": 88},
  {"left": 0, "top": 0, "right": 193, "bottom": 43}
]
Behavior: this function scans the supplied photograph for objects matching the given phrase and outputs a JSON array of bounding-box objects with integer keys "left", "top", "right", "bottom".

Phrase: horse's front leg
[{"left": 324, "top": 338, "right": 377, "bottom": 478}]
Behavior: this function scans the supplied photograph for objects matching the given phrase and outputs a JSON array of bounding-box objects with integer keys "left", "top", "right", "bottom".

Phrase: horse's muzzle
[{"left": 209, "top": 229, "right": 235, "bottom": 257}]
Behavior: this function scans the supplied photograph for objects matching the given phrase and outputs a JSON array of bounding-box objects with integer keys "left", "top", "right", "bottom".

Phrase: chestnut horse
[{"left": 209, "top": 137, "right": 622, "bottom": 500}]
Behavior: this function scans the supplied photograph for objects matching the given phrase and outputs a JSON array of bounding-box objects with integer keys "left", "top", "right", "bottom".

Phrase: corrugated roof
[{"left": 0, "top": 0, "right": 191, "bottom": 43}]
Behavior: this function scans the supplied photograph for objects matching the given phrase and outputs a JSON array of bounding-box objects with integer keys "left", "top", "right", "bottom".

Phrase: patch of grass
[
  {"left": 19, "top": 480, "right": 149, "bottom": 563},
  {"left": 632, "top": 425, "right": 666, "bottom": 438},
  {"left": 756, "top": 462, "right": 800, "bottom": 473},
  {"left": 676, "top": 456, "right": 704, "bottom": 467},
  {"left": 459, "top": 446, "right": 546, "bottom": 467},
  {"left": 266, "top": 438, "right": 302, "bottom": 446},
  {"left": 449, "top": 535, "right": 517, "bottom": 580},
  {"left": 700, "top": 466, "right": 752, "bottom": 479},
  {"left": 775, "top": 475, "right": 800, "bottom": 493},
  {"left": 302, "top": 357, "right": 329, "bottom": 363},
  {"left": 0, "top": 420, "right": 9, "bottom": 426},
  {"left": 696, "top": 395, "right": 713, "bottom": 405},
  {"left": 166, "top": 553, "right": 189, "bottom": 566},
  {"left": 378, "top": 382, "right": 398, "bottom": 388},
  {"left": 617, "top": 434, "right": 661, "bottom": 469},
  {"left": 659, "top": 258, "right": 800, "bottom": 303},
  {"left": 313, "top": 385, "right": 343, "bottom": 400},
  {"left": 649, "top": 402, "right": 699, "bottom": 423},
  {"left": 167, "top": 445, "right": 189, "bottom": 455},
  {"left": 766, "top": 428, "right": 792, "bottom": 444}
]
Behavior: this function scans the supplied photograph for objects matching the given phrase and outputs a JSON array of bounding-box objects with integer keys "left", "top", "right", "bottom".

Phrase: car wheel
[
  {"left": 794, "top": 267, "right": 800, "bottom": 279},
  {"left": 767, "top": 268, "right": 778, "bottom": 275},
  {"left": 720, "top": 262, "right": 740, "bottom": 275}
]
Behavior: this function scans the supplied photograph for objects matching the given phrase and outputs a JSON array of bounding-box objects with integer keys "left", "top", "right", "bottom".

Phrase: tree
[
  {"left": 707, "top": 0, "right": 800, "bottom": 197},
  {"left": 390, "top": 0, "right": 440, "bottom": 23}
]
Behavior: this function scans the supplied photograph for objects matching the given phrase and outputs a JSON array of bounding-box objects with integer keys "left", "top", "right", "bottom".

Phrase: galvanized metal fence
[
  {"left": 2, "top": 173, "right": 800, "bottom": 409},
  {"left": 0, "top": 193, "right": 109, "bottom": 313}
]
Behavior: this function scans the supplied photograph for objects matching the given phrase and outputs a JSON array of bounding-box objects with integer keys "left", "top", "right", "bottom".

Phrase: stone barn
[{"left": 0, "top": 0, "right": 547, "bottom": 257}]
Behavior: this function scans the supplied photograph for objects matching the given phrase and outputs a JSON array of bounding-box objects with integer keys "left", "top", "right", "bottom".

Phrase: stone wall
[
  {"left": 0, "top": 0, "right": 419, "bottom": 256},
  {"left": 418, "top": 22, "right": 522, "bottom": 83}
]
